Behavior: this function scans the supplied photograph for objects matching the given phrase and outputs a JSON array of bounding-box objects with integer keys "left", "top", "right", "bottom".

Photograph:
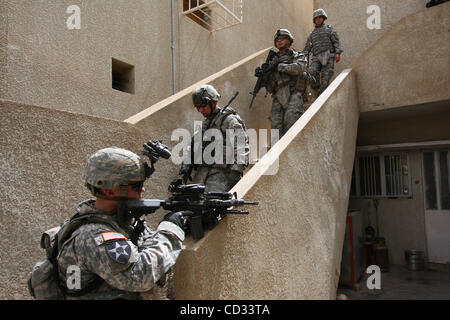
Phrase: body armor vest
[{"left": 309, "top": 25, "right": 335, "bottom": 56}]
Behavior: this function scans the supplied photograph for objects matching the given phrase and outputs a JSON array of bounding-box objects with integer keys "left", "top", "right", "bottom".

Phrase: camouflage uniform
[
  {"left": 303, "top": 9, "right": 343, "bottom": 94},
  {"left": 57, "top": 199, "right": 184, "bottom": 300},
  {"left": 193, "top": 106, "right": 249, "bottom": 192},
  {"left": 29, "top": 147, "right": 185, "bottom": 300},
  {"left": 263, "top": 49, "right": 309, "bottom": 137}
]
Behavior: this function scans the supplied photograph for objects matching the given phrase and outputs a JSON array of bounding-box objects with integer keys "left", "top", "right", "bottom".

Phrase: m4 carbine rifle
[
  {"left": 118, "top": 179, "right": 258, "bottom": 242},
  {"left": 249, "top": 49, "right": 277, "bottom": 109}
]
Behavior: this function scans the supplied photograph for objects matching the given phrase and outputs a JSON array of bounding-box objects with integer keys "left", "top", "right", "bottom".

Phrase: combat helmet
[
  {"left": 192, "top": 84, "right": 221, "bottom": 107},
  {"left": 274, "top": 28, "right": 294, "bottom": 46},
  {"left": 313, "top": 8, "right": 328, "bottom": 22},
  {"left": 83, "top": 147, "right": 148, "bottom": 196}
]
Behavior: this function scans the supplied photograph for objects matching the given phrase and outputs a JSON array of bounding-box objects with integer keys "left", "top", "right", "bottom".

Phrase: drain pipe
[{"left": 170, "top": 0, "right": 176, "bottom": 94}]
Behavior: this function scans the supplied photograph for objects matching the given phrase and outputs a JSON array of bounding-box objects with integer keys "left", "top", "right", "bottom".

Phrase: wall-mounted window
[
  {"left": 112, "top": 58, "right": 135, "bottom": 94},
  {"left": 182, "top": 0, "right": 243, "bottom": 32},
  {"left": 183, "top": 0, "right": 212, "bottom": 31},
  {"left": 351, "top": 152, "right": 411, "bottom": 198}
]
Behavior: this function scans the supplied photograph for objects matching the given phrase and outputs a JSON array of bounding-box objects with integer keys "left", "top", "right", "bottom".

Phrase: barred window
[
  {"left": 182, "top": 0, "right": 243, "bottom": 32},
  {"left": 183, "top": 0, "right": 212, "bottom": 31},
  {"left": 351, "top": 152, "right": 411, "bottom": 198}
]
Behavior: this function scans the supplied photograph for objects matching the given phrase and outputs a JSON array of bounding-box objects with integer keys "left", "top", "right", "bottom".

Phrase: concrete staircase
[{"left": 2, "top": 4, "right": 447, "bottom": 300}]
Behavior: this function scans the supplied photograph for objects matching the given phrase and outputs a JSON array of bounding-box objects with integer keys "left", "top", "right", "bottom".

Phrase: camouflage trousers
[
  {"left": 310, "top": 53, "right": 335, "bottom": 94},
  {"left": 193, "top": 166, "right": 239, "bottom": 193},
  {"left": 270, "top": 91, "right": 304, "bottom": 137}
]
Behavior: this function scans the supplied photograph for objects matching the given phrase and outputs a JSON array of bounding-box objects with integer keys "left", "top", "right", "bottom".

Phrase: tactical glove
[
  {"left": 179, "top": 163, "right": 190, "bottom": 175},
  {"left": 254, "top": 66, "right": 263, "bottom": 77},
  {"left": 162, "top": 211, "right": 191, "bottom": 229},
  {"left": 202, "top": 211, "right": 219, "bottom": 230}
]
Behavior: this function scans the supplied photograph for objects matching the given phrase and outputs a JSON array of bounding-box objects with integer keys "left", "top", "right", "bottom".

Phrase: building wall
[
  {"left": 128, "top": 48, "right": 274, "bottom": 154},
  {"left": 0, "top": 0, "right": 173, "bottom": 120},
  {"left": 173, "top": 70, "right": 359, "bottom": 299},
  {"left": 357, "top": 103, "right": 450, "bottom": 146},
  {"left": 347, "top": 4, "right": 450, "bottom": 266},
  {"left": 313, "top": 0, "right": 428, "bottom": 76},
  {"left": 352, "top": 3, "right": 450, "bottom": 112},
  {"left": 0, "top": 99, "right": 159, "bottom": 299},
  {"left": 176, "top": 0, "right": 314, "bottom": 91},
  {"left": 352, "top": 103, "right": 450, "bottom": 265},
  {"left": 349, "top": 150, "right": 428, "bottom": 266},
  {"left": 0, "top": 0, "right": 314, "bottom": 120}
]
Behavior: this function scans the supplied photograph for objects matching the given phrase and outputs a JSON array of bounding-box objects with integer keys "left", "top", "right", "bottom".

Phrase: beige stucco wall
[
  {"left": 0, "top": 99, "right": 166, "bottom": 299},
  {"left": 0, "top": 0, "right": 313, "bottom": 120},
  {"left": 176, "top": 0, "right": 314, "bottom": 91},
  {"left": 173, "top": 70, "right": 359, "bottom": 299},
  {"left": 0, "top": 47, "right": 289, "bottom": 300},
  {"left": 0, "top": 0, "right": 172, "bottom": 120},
  {"left": 313, "top": 0, "right": 428, "bottom": 76},
  {"left": 127, "top": 48, "right": 274, "bottom": 154},
  {"left": 352, "top": 3, "right": 450, "bottom": 112},
  {"left": 357, "top": 102, "right": 450, "bottom": 146},
  {"left": 347, "top": 4, "right": 450, "bottom": 267}
]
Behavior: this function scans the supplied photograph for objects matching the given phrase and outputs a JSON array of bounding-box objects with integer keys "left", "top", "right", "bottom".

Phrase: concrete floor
[{"left": 337, "top": 264, "right": 450, "bottom": 300}]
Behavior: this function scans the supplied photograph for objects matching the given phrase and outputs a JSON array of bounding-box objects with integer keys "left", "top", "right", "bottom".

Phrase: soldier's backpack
[
  {"left": 27, "top": 213, "right": 118, "bottom": 299},
  {"left": 27, "top": 226, "right": 65, "bottom": 299}
]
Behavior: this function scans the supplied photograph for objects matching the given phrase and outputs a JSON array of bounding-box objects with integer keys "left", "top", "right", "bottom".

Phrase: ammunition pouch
[{"left": 295, "top": 73, "right": 308, "bottom": 92}]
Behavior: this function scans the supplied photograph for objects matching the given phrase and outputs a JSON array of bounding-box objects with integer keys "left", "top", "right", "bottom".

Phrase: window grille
[
  {"left": 358, "top": 155, "right": 381, "bottom": 197},
  {"left": 352, "top": 152, "right": 411, "bottom": 198},
  {"left": 182, "top": 0, "right": 243, "bottom": 32}
]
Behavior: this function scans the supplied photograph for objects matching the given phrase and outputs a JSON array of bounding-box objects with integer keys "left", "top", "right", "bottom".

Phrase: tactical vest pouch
[
  {"left": 28, "top": 260, "right": 65, "bottom": 300},
  {"left": 276, "top": 85, "right": 291, "bottom": 109},
  {"left": 317, "top": 50, "right": 331, "bottom": 66},
  {"left": 41, "top": 226, "right": 61, "bottom": 255},
  {"left": 295, "top": 74, "right": 307, "bottom": 92}
]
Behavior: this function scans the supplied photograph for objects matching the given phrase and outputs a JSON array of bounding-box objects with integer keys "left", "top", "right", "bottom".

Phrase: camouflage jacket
[
  {"left": 56, "top": 199, "right": 184, "bottom": 300},
  {"left": 303, "top": 24, "right": 343, "bottom": 56},
  {"left": 262, "top": 49, "right": 308, "bottom": 95},
  {"left": 197, "top": 107, "right": 249, "bottom": 173}
]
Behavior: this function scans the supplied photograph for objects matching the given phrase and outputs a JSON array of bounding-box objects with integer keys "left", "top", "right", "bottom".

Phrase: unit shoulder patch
[{"left": 105, "top": 240, "right": 132, "bottom": 265}]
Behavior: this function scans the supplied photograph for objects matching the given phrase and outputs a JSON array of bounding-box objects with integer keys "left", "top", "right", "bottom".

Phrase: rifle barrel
[{"left": 248, "top": 94, "right": 257, "bottom": 109}]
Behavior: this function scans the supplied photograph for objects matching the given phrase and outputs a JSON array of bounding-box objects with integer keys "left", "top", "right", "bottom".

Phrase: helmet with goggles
[
  {"left": 274, "top": 29, "right": 294, "bottom": 46},
  {"left": 192, "top": 84, "right": 221, "bottom": 108}
]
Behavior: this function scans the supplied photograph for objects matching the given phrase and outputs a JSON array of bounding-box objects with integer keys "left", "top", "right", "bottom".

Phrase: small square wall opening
[{"left": 112, "top": 58, "right": 135, "bottom": 94}]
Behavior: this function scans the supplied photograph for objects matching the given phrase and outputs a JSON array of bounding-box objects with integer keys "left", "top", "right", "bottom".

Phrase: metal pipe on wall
[{"left": 171, "top": 0, "right": 176, "bottom": 94}]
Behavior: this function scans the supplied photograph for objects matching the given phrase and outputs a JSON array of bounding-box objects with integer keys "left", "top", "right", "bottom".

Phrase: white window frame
[
  {"left": 423, "top": 149, "right": 450, "bottom": 211},
  {"left": 182, "top": 0, "right": 243, "bottom": 32}
]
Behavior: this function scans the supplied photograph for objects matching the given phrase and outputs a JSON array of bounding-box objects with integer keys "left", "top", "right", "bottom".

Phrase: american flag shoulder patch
[{"left": 101, "top": 232, "right": 127, "bottom": 242}]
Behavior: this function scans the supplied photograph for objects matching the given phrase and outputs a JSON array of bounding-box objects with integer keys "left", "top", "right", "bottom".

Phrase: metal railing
[{"left": 182, "top": 0, "right": 243, "bottom": 32}]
